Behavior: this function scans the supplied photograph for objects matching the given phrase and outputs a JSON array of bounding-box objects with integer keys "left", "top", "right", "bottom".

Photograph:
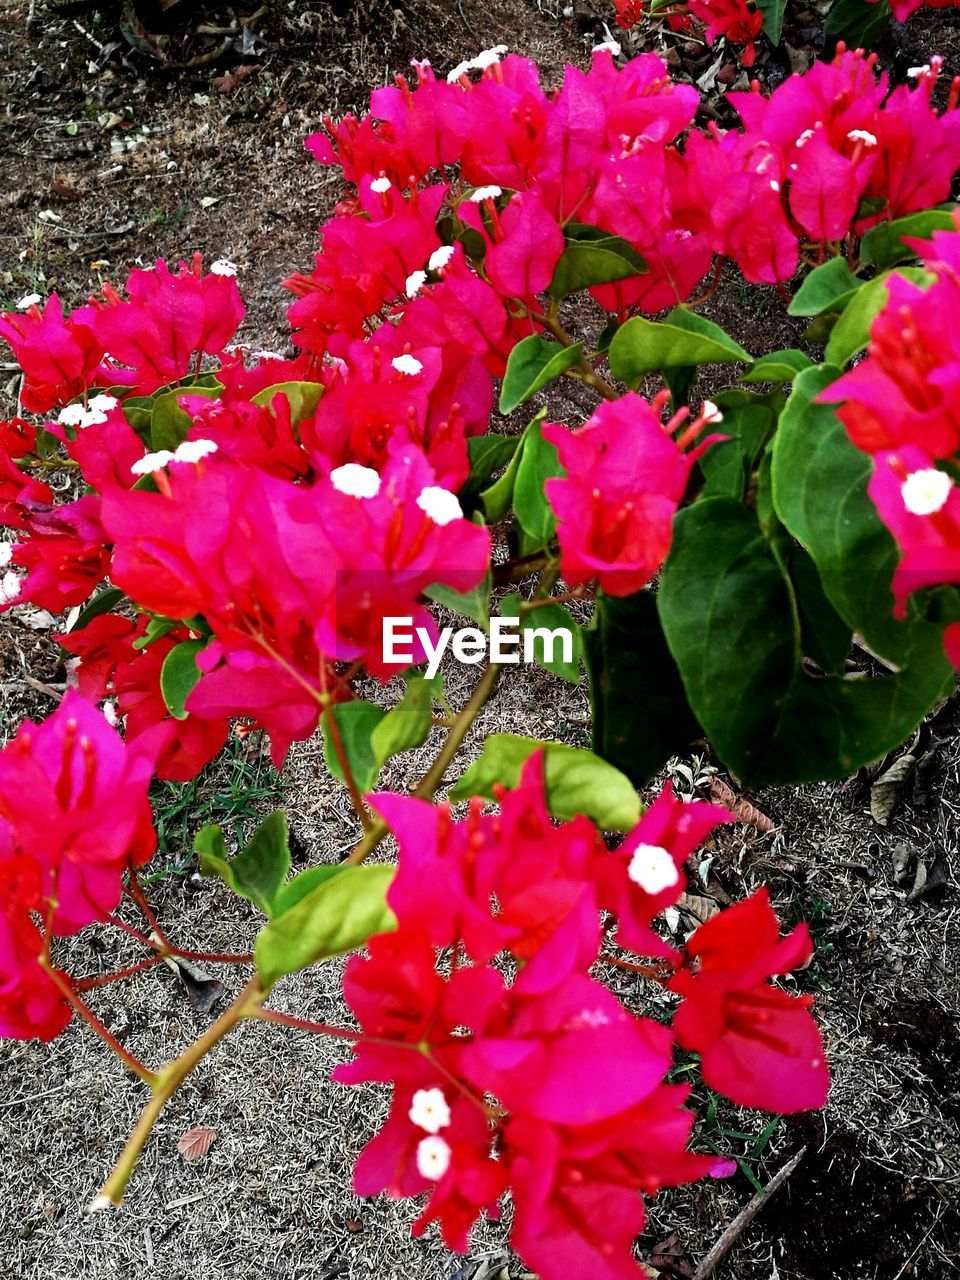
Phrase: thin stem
[
  {"left": 126, "top": 861, "right": 171, "bottom": 950},
  {"left": 73, "top": 955, "right": 164, "bottom": 991},
  {"left": 165, "top": 947, "right": 255, "bottom": 965},
  {"left": 322, "top": 703, "right": 374, "bottom": 831},
  {"left": 532, "top": 307, "right": 620, "bottom": 402},
  {"left": 598, "top": 954, "right": 673, "bottom": 986},
  {"left": 91, "top": 976, "right": 265, "bottom": 1209},
  {"left": 254, "top": 1007, "right": 361, "bottom": 1039},
  {"left": 345, "top": 661, "right": 502, "bottom": 865},
  {"left": 39, "top": 960, "right": 158, "bottom": 1084}
]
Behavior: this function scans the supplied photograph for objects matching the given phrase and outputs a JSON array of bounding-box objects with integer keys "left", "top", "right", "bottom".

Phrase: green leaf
[
  {"left": 271, "top": 865, "right": 345, "bottom": 917},
  {"left": 697, "top": 389, "right": 781, "bottom": 502},
  {"left": 70, "top": 586, "right": 126, "bottom": 631},
  {"left": 196, "top": 812, "right": 291, "bottom": 917},
  {"left": 500, "top": 594, "right": 581, "bottom": 684},
  {"left": 159, "top": 638, "right": 205, "bottom": 720},
  {"left": 321, "top": 701, "right": 387, "bottom": 792},
  {"left": 424, "top": 571, "right": 492, "bottom": 629},
  {"left": 549, "top": 222, "right": 647, "bottom": 298},
  {"left": 824, "top": 0, "right": 891, "bottom": 55},
  {"left": 791, "top": 546, "right": 852, "bottom": 676},
  {"left": 824, "top": 271, "right": 932, "bottom": 368},
  {"left": 859, "top": 208, "right": 957, "bottom": 269},
  {"left": 585, "top": 589, "right": 702, "bottom": 785},
  {"left": 788, "top": 257, "right": 861, "bottom": 317},
  {"left": 150, "top": 383, "right": 222, "bottom": 452},
  {"left": 251, "top": 380, "right": 324, "bottom": 425},
  {"left": 499, "top": 335, "right": 584, "bottom": 415},
  {"left": 771, "top": 365, "right": 950, "bottom": 667},
  {"left": 755, "top": 0, "right": 786, "bottom": 41},
  {"left": 742, "top": 349, "right": 815, "bottom": 384},
  {"left": 609, "top": 307, "right": 750, "bottom": 385},
  {"left": 480, "top": 437, "right": 525, "bottom": 523},
  {"left": 132, "top": 615, "right": 180, "bottom": 650},
  {"left": 370, "top": 675, "right": 434, "bottom": 763},
  {"left": 121, "top": 395, "right": 156, "bottom": 440},
  {"left": 254, "top": 864, "right": 396, "bottom": 990},
  {"left": 450, "top": 734, "right": 641, "bottom": 831},
  {"left": 514, "top": 415, "right": 562, "bottom": 548},
  {"left": 658, "top": 497, "right": 953, "bottom": 785}
]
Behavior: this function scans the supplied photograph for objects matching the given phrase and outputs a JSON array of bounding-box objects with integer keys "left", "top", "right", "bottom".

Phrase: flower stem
[
  {"left": 90, "top": 976, "right": 265, "bottom": 1210},
  {"left": 38, "top": 960, "right": 158, "bottom": 1085},
  {"left": 254, "top": 1007, "right": 360, "bottom": 1039},
  {"left": 73, "top": 955, "right": 164, "bottom": 991},
  {"left": 598, "top": 954, "right": 673, "bottom": 986}
]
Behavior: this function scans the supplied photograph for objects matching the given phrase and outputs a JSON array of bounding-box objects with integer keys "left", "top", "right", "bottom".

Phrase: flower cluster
[
  {"left": 821, "top": 213, "right": 960, "bottom": 669},
  {"left": 0, "top": 693, "right": 160, "bottom": 1040},
  {"left": 335, "top": 754, "right": 829, "bottom": 1276}
]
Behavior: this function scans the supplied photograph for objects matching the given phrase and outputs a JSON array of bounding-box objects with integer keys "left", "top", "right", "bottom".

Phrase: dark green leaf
[
  {"left": 500, "top": 593, "right": 581, "bottom": 684},
  {"left": 254, "top": 864, "right": 396, "bottom": 990},
  {"left": 70, "top": 586, "right": 126, "bottom": 631},
  {"left": 132, "top": 615, "right": 180, "bottom": 650},
  {"left": 159, "top": 638, "right": 205, "bottom": 720},
  {"left": 860, "top": 208, "right": 957, "bottom": 269},
  {"left": 585, "top": 589, "right": 702, "bottom": 785},
  {"left": 449, "top": 734, "right": 640, "bottom": 830},
  {"left": 824, "top": 0, "right": 891, "bottom": 55},
  {"left": 150, "top": 383, "right": 221, "bottom": 452},
  {"left": 756, "top": 0, "right": 786, "bottom": 41},
  {"left": 742, "top": 349, "right": 815, "bottom": 384},
  {"left": 499, "top": 335, "right": 583, "bottom": 415},
  {"left": 791, "top": 547, "right": 852, "bottom": 676},
  {"left": 424, "top": 571, "right": 492, "bottom": 630},
  {"left": 549, "top": 222, "right": 647, "bottom": 298},
  {"left": 514, "top": 415, "right": 562, "bottom": 547}
]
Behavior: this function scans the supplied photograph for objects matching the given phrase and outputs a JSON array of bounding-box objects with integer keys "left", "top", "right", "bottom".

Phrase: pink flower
[
  {"left": 669, "top": 888, "right": 829, "bottom": 1113},
  {"left": 544, "top": 394, "right": 720, "bottom": 596},
  {"left": 0, "top": 295, "right": 103, "bottom": 413},
  {"left": 0, "top": 900, "right": 71, "bottom": 1042},
  {"left": 0, "top": 691, "right": 160, "bottom": 934}
]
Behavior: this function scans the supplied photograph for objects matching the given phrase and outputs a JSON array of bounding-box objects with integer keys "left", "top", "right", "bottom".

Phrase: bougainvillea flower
[
  {"left": 544, "top": 394, "right": 721, "bottom": 596},
  {"left": 0, "top": 691, "right": 160, "bottom": 934},
  {"left": 0, "top": 902, "right": 71, "bottom": 1042},
  {"left": 596, "top": 782, "right": 733, "bottom": 956},
  {"left": 669, "top": 888, "right": 829, "bottom": 1112},
  {"left": 689, "top": 0, "right": 762, "bottom": 64},
  {"left": 3, "top": 495, "right": 111, "bottom": 614},
  {"left": 0, "top": 295, "right": 104, "bottom": 413}
]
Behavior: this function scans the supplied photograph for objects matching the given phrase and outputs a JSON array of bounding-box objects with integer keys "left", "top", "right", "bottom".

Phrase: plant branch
[
  {"left": 90, "top": 976, "right": 265, "bottom": 1210},
  {"left": 39, "top": 960, "right": 157, "bottom": 1084}
]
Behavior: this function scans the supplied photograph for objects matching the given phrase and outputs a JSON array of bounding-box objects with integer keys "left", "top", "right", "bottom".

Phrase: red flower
[
  {"left": 0, "top": 295, "right": 103, "bottom": 413},
  {"left": 0, "top": 902, "right": 71, "bottom": 1042},
  {"left": 669, "top": 888, "right": 829, "bottom": 1112}
]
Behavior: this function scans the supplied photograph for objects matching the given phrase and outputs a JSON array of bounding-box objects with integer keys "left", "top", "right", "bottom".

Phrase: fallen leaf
[
  {"left": 709, "top": 777, "right": 776, "bottom": 834},
  {"left": 177, "top": 1126, "right": 217, "bottom": 1161},
  {"left": 214, "top": 64, "right": 262, "bottom": 94},
  {"left": 890, "top": 842, "right": 914, "bottom": 886},
  {"left": 870, "top": 753, "right": 916, "bottom": 825},
  {"left": 675, "top": 891, "right": 720, "bottom": 927}
]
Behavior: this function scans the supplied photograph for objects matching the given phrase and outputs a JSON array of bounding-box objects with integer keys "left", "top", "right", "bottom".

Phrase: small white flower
[
  {"left": 427, "top": 244, "right": 456, "bottom": 273},
  {"left": 416, "top": 1135, "right": 452, "bottom": 1181},
  {"left": 0, "top": 571, "right": 21, "bottom": 605},
  {"left": 173, "top": 438, "right": 218, "bottom": 465},
  {"left": 469, "top": 185, "right": 502, "bottom": 203},
  {"left": 627, "top": 843, "right": 680, "bottom": 896},
  {"left": 471, "top": 44, "right": 508, "bottom": 71},
  {"left": 701, "top": 400, "right": 723, "bottom": 425},
  {"left": 331, "top": 462, "right": 382, "bottom": 499},
  {"left": 210, "top": 258, "right": 238, "bottom": 277},
  {"left": 58, "top": 403, "right": 89, "bottom": 428},
  {"left": 102, "top": 700, "right": 119, "bottom": 728},
  {"left": 130, "top": 449, "right": 175, "bottom": 476},
  {"left": 88, "top": 393, "right": 118, "bottom": 414},
  {"left": 446, "top": 60, "right": 472, "bottom": 83},
  {"left": 907, "top": 65, "right": 930, "bottom": 78},
  {"left": 847, "top": 129, "right": 877, "bottom": 147},
  {"left": 16, "top": 292, "right": 41, "bottom": 310},
  {"left": 405, "top": 270, "right": 428, "bottom": 298},
  {"left": 901, "top": 468, "right": 953, "bottom": 516},
  {"left": 417, "top": 486, "right": 463, "bottom": 526},
  {"left": 0, "top": 544, "right": 13, "bottom": 568},
  {"left": 251, "top": 349, "right": 285, "bottom": 361},
  {"left": 370, "top": 176, "right": 392, "bottom": 193},
  {"left": 409, "top": 1088, "right": 451, "bottom": 1134},
  {"left": 593, "top": 38, "right": 621, "bottom": 56},
  {"left": 392, "top": 353, "right": 424, "bottom": 377}
]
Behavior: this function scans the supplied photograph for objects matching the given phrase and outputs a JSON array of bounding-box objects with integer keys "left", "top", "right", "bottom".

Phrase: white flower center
[
  {"left": 416, "top": 1135, "right": 452, "bottom": 1181},
  {"left": 210, "top": 259, "right": 238, "bottom": 277},
  {"left": 173, "top": 438, "right": 219, "bottom": 465},
  {"left": 416, "top": 486, "right": 463, "bottom": 525},
  {"left": 370, "top": 176, "right": 392, "bottom": 193},
  {"left": 427, "top": 245, "right": 456, "bottom": 273},
  {"left": 469, "top": 185, "right": 502, "bottom": 203},
  {"left": 409, "top": 1088, "right": 451, "bottom": 1134},
  {"left": 131, "top": 450, "right": 175, "bottom": 476},
  {"left": 330, "top": 463, "right": 381, "bottom": 499},
  {"left": 405, "top": 270, "right": 428, "bottom": 298},
  {"left": 593, "top": 38, "right": 621, "bottom": 55},
  {"left": 901, "top": 468, "right": 953, "bottom": 516},
  {"left": 58, "top": 399, "right": 113, "bottom": 430},
  {"left": 391, "top": 353, "right": 424, "bottom": 377},
  {"left": 847, "top": 129, "right": 877, "bottom": 147},
  {"left": 16, "top": 292, "right": 41, "bottom": 310},
  {"left": 627, "top": 843, "right": 680, "bottom": 896}
]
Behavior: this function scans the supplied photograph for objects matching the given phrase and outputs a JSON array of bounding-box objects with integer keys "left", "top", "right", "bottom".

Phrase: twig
[{"left": 692, "top": 1146, "right": 807, "bottom": 1280}]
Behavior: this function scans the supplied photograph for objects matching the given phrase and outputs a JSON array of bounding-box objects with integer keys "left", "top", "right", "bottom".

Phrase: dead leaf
[
  {"left": 709, "top": 777, "right": 776, "bottom": 834},
  {"left": 151, "top": 933, "right": 225, "bottom": 1014},
  {"left": 177, "top": 1126, "right": 217, "bottom": 1161},
  {"left": 214, "top": 64, "right": 262, "bottom": 94},
  {"left": 890, "top": 842, "right": 914, "bottom": 886},
  {"left": 907, "top": 858, "right": 948, "bottom": 903},
  {"left": 675, "top": 891, "right": 720, "bottom": 927},
  {"left": 870, "top": 754, "right": 916, "bottom": 825}
]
